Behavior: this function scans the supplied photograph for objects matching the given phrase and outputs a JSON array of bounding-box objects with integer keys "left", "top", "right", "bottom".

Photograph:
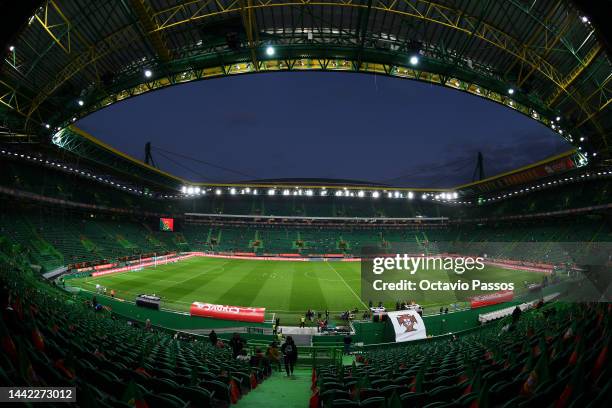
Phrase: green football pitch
[{"left": 68, "top": 256, "right": 543, "bottom": 323}]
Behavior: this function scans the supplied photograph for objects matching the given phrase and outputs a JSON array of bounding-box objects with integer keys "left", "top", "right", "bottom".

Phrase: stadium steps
[{"left": 234, "top": 368, "right": 312, "bottom": 408}]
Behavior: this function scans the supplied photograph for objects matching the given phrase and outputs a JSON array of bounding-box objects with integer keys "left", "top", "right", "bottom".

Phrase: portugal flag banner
[
  {"left": 159, "top": 218, "right": 174, "bottom": 231},
  {"left": 387, "top": 310, "right": 427, "bottom": 343}
]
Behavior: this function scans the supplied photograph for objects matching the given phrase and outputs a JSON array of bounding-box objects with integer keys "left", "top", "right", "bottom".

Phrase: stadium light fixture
[
  {"left": 593, "top": 152, "right": 597, "bottom": 157},
  {"left": 556, "top": 116, "right": 561, "bottom": 121},
  {"left": 507, "top": 88, "right": 514, "bottom": 95},
  {"left": 581, "top": 16, "right": 589, "bottom": 23},
  {"left": 253, "top": 189, "right": 258, "bottom": 195},
  {"left": 372, "top": 191, "right": 380, "bottom": 198},
  {"left": 283, "top": 189, "right": 290, "bottom": 196},
  {"left": 71, "top": 117, "right": 77, "bottom": 122},
  {"left": 409, "top": 55, "right": 419, "bottom": 66},
  {"left": 335, "top": 191, "right": 342, "bottom": 197},
  {"left": 45, "top": 123, "right": 50, "bottom": 129},
  {"left": 245, "top": 187, "right": 251, "bottom": 193},
  {"left": 453, "top": 192, "right": 459, "bottom": 199},
  {"left": 266, "top": 46, "right": 275, "bottom": 56},
  {"left": 407, "top": 191, "right": 414, "bottom": 199},
  {"left": 357, "top": 191, "right": 365, "bottom": 198},
  {"left": 230, "top": 188, "right": 236, "bottom": 195},
  {"left": 187, "top": 187, "right": 195, "bottom": 195},
  {"left": 268, "top": 189, "right": 275, "bottom": 196},
  {"left": 144, "top": 69, "right": 153, "bottom": 78},
  {"left": 77, "top": 100, "right": 84, "bottom": 106},
  {"left": 320, "top": 189, "right": 328, "bottom": 196},
  {"left": 194, "top": 187, "right": 201, "bottom": 194},
  {"left": 580, "top": 137, "right": 585, "bottom": 142},
  {"left": 215, "top": 189, "right": 222, "bottom": 195},
  {"left": 9, "top": 45, "right": 15, "bottom": 52},
  {"left": 422, "top": 194, "right": 427, "bottom": 199}
]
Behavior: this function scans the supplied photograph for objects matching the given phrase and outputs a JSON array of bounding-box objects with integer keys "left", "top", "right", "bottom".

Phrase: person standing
[
  {"left": 343, "top": 334, "right": 352, "bottom": 355},
  {"left": 209, "top": 330, "right": 218, "bottom": 347},
  {"left": 230, "top": 333, "right": 245, "bottom": 358},
  {"left": 266, "top": 342, "right": 281, "bottom": 372},
  {"left": 281, "top": 336, "right": 298, "bottom": 377}
]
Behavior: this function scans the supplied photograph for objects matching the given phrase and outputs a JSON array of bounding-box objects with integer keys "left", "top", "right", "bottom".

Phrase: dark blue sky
[{"left": 77, "top": 72, "right": 570, "bottom": 188}]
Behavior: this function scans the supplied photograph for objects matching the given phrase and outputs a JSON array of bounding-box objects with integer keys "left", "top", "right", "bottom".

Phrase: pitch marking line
[{"left": 324, "top": 261, "right": 368, "bottom": 309}]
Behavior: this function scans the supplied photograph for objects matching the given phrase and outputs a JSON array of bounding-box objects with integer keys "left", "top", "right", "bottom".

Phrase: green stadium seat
[{"left": 359, "top": 396, "right": 385, "bottom": 408}]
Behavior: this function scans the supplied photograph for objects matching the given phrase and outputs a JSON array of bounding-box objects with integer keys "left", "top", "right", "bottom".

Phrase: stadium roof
[{"left": 0, "top": 0, "right": 610, "bottom": 184}]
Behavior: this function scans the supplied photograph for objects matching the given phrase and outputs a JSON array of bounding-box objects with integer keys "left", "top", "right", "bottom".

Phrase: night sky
[{"left": 77, "top": 72, "right": 570, "bottom": 188}]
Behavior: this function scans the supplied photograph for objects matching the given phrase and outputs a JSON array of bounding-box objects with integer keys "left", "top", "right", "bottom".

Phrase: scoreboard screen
[{"left": 159, "top": 218, "right": 174, "bottom": 232}]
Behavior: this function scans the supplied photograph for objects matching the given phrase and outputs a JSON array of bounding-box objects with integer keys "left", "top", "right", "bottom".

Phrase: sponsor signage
[
  {"left": 470, "top": 290, "right": 514, "bottom": 308},
  {"left": 190, "top": 302, "right": 266, "bottom": 323}
]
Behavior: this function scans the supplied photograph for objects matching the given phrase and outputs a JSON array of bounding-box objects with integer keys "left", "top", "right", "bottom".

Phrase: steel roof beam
[
  {"left": 239, "top": 0, "right": 260, "bottom": 70},
  {"left": 546, "top": 43, "right": 602, "bottom": 106},
  {"left": 129, "top": 0, "right": 173, "bottom": 62}
]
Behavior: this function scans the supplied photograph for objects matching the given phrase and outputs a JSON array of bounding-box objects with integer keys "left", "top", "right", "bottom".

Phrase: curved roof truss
[{"left": 0, "top": 0, "right": 610, "bottom": 158}]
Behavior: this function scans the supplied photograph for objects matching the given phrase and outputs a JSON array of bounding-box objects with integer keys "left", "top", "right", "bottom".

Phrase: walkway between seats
[{"left": 235, "top": 367, "right": 312, "bottom": 408}]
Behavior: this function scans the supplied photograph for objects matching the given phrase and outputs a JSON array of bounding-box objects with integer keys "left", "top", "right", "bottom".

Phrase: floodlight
[
  {"left": 144, "top": 69, "right": 153, "bottom": 78},
  {"left": 9, "top": 45, "right": 15, "bottom": 52},
  {"left": 407, "top": 191, "right": 414, "bottom": 199},
  {"left": 358, "top": 191, "right": 365, "bottom": 197},
  {"left": 71, "top": 117, "right": 77, "bottom": 122},
  {"left": 579, "top": 137, "right": 585, "bottom": 142},
  {"left": 409, "top": 55, "right": 419, "bottom": 66},
  {"left": 266, "top": 46, "right": 275, "bottom": 56},
  {"left": 372, "top": 191, "right": 380, "bottom": 198},
  {"left": 453, "top": 192, "right": 458, "bottom": 199},
  {"left": 320, "top": 189, "right": 328, "bottom": 196},
  {"left": 593, "top": 152, "right": 597, "bottom": 157},
  {"left": 335, "top": 191, "right": 342, "bottom": 197},
  {"left": 230, "top": 188, "right": 236, "bottom": 195},
  {"left": 253, "top": 189, "right": 258, "bottom": 195},
  {"left": 215, "top": 189, "right": 222, "bottom": 195},
  {"left": 268, "top": 189, "right": 275, "bottom": 196},
  {"left": 507, "top": 88, "right": 514, "bottom": 95},
  {"left": 77, "top": 100, "right": 84, "bottom": 106},
  {"left": 283, "top": 189, "right": 290, "bottom": 196},
  {"left": 45, "top": 124, "right": 50, "bottom": 129},
  {"left": 245, "top": 188, "right": 251, "bottom": 193},
  {"left": 556, "top": 116, "right": 561, "bottom": 121},
  {"left": 581, "top": 16, "right": 589, "bottom": 23},
  {"left": 422, "top": 194, "right": 427, "bottom": 199},
  {"left": 195, "top": 187, "right": 201, "bottom": 194},
  {"left": 187, "top": 187, "right": 195, "bottom": 195}
]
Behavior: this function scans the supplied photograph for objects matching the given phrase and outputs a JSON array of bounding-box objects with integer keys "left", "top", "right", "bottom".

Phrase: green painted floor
[{"left": 235, "top": 367, "right": 313, "bottom": 408}]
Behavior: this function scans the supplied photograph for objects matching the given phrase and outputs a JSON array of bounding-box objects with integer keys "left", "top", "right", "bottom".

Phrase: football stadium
[{"left": 0, "top": 1, "right": 611, "bottom": 407}]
